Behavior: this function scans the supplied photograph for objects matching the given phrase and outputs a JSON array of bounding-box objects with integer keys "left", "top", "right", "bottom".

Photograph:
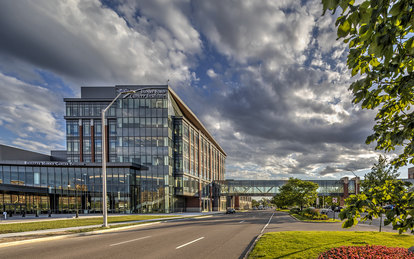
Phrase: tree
[
  {"left": 322, "top": 0, "right": 414, "bottom": 167},
  {"left": 273, "top": 191, "right": 290, "bottom": 208},
  {"left": 274, "top": 178, "right": 319, "bottom": 210},
  {"left": 361, "top": 155, "right": 399, "bottom": 192},
  {"left": 339, "top": 179, "right": 412, "bottom": 233},
  {"left": 261, "top": 198, "right": 271, "bottom": 208},
  {"left": 340, "top": 155, "right": 411, "bottom": 233},
  {"left": 252, "top": 199, "right": 260, "bottom": 208}
]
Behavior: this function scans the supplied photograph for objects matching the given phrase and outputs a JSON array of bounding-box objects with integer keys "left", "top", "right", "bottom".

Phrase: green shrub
[
  {"left": 301, "top": 208, "right": 319, "bottom": 217},
  {"left": 299, "top": 208, "right": 329, "bottom": 220}
]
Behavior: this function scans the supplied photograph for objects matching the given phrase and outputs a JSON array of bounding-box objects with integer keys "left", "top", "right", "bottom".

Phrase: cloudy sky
[{"left": 0, "top": 0, "right": 409, "bottom": 179}]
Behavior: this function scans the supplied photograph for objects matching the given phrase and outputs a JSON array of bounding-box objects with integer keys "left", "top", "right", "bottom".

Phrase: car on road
[
  {"left": 226, "top": 208, "right": 236, "bottom": 214},
  {"left": 320, "top": 208, "right": 333, "bottom": 215}
]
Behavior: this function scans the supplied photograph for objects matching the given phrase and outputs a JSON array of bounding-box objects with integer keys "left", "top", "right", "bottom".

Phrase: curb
[
  {"left": 288, "top": 213, "right": 301, "bottom": 222},
  {"left": 242, "top": 234, "right": 262, "bottom": 259}
]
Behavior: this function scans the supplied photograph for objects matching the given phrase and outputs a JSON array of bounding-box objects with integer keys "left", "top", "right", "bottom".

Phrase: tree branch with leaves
[{"left": 322, "top": 0, "right": 414, "bottom": 167}]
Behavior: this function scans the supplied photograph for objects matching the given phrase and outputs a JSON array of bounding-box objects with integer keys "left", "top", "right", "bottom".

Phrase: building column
[
  {"left": 79, "top": 119, "right": 83, "bottom": 162},
  {"left": 341, "top": 177, "right": 349, "bottom": 199},
  {"left": 235, "top": 196, "right": 240, "bottom": 210},
  {"left": 91, "top": 119, "right": 95, "bottom": 163},
  {"left": 354, "top": 177, "right": 360, "bottom": 195},
  {"left": 409, "top": 167, "right": 414, "bottom": 179}
]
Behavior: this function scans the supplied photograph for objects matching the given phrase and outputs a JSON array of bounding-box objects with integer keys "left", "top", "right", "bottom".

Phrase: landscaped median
[
  {"left": 289, "top": 212, "right": 341, "bottom": 223},
  {"left": 287, "top": 208, "right": 341, "bottom": 223},
  {"left": 248, "top": 231, "right": 414, "bottom": 259},
  {"left": 0, "top": 215, "right": 177, "bottom": 234}
]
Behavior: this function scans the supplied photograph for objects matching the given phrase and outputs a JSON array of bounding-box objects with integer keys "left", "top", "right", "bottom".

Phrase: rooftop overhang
[
  {"left": 0, "top": 161, "right": 148, "bottom": 171},
  {"left": 168, "top": 87, "right": 226, "bottom": 156}
]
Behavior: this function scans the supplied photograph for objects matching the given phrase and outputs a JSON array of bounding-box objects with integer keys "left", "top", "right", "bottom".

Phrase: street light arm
[
  {"left": 101, "top": 89, "right": 137, "bottom": 227},
  {"left": 103, "top": 90, "right": 137, "bottom": 114}
]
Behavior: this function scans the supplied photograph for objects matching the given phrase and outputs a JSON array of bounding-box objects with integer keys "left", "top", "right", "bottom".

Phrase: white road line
[
  {"left": 176, "top": 237, "right": 205, "bottom": 249},
  {"left": 109, "top": 236, "right": 151, "bottom": 246},
  {"left": 194, "top": 216, "right": 213, "bottom": 219},
  {"left": 261, "top": 212, "right": 275, "bottom": 233},
  {"left": 239, "top": 220, "right": 245, "bottom": 223}
]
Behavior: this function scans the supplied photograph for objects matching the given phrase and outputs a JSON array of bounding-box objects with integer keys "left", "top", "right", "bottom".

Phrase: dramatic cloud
[
  {"left": 0, "top": 0, "right": 407, "bottom": 178},
  {"left": 0, "top": 0, "right": 199, "bottom": 86},
  {"left": 0, "top": 73, "right": 65, "bottom": 152}
]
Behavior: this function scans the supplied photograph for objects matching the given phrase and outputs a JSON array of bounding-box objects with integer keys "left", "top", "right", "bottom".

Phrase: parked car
[
  {"left": 226, "top": 208, "right": 236, "bottom": 214},
  {"left": 320, "top": 208, "right": 333, "bottom": 215},
  {"left": 383, "top": 204, "right": 395, "bottom": 210},
  {"left": 334, "top": 206, "right": 343, "bottom": 212}
]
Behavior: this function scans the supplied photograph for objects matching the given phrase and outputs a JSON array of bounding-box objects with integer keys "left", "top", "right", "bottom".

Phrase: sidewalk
[
  {"left": 0, "top": 212, "right": 217, "bottom": 224},
  {"left": 0, "top": 212, "right": 222, "bottom": 239}
]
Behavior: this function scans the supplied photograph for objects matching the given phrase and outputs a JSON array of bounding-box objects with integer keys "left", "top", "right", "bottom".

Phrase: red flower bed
[{"left": 318, "top": 245, "right": 414, "bottom": 259}]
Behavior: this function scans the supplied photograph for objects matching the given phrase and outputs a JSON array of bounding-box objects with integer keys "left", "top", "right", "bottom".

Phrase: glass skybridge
[{"left": 214, "top": 179, "right": 355, "bottom": 197}]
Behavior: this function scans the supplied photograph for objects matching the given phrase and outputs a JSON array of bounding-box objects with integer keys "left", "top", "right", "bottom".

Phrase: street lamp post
[{"left": 101, "top": 90, "right": 137, "bottom": 227}]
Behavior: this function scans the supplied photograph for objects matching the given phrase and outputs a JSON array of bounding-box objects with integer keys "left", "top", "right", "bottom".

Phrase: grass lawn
[
  {"left": 249, "top": 231, "right": 414, "bottom": 259},
  {"left": 0, "top": 215, "right": 176, "bottom": 234}
]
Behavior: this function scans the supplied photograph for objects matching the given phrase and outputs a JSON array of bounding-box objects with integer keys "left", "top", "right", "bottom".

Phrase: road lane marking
[
  {"left": 239, "top": 220, "right": 245, "bottom": 223},
  {"left": 109, "top": 236, "right": 151, "bottom": 246},
  {"left": 194, "top": 216, "right": 213, "bottom": 219},
  {"left": 176, "top": 237, "right": 205, "bottom": 249},
  {"left": 261, "top": 212, "right": 275, "bottom": 233}
]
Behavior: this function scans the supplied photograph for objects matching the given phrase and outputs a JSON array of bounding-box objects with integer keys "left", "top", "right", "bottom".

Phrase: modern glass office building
[
  {"left": 0, "top": 85, "right": 227, "bottom": 214},
  {"left": 63, "top": 85, "right": 227, "bottom": 213}
]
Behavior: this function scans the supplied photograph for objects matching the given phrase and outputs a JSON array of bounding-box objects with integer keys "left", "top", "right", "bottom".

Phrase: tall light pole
[{"left": 101, "top": 90, "right": 137, "bottom": 227}]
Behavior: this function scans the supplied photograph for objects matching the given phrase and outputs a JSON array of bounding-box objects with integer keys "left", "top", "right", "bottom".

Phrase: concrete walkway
[
  {"left": 0, "top": 212, "right": 222, "bottom": 239},
  {"left": 0, "top": 212, "right": 216, "bottom": 224}
]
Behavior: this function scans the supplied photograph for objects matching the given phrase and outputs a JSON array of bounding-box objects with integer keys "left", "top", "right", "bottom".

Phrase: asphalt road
[
  {"left": 0, "top": 210, "right": 277, "bottom": 259},
  {"left": 0, "top": 210, "right": 389, "bottom": 259}
]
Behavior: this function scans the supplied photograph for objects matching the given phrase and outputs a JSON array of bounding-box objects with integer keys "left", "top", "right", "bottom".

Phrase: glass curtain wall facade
[
  {"left": 64, "top": 85, "right": 227, "bottom": 213},
  {"left": 114, "top": 93, "right": 172, "bottom": 213},
  {"left": 0, "top": 162, "right": 144, "bottom": 214}
]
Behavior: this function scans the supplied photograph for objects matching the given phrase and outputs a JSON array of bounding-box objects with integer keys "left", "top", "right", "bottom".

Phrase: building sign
[
  {"left": 116, "top": 87, "right": 168, "bottom": 99},
  {"left": 24, "top": 161, "right": 74, "bottom": 166}
]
